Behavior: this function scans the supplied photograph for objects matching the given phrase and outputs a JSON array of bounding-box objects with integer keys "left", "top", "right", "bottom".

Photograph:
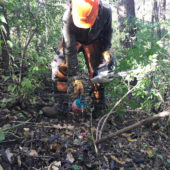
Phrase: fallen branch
[
  {"left": 96, "top": 108, "right": 170, "bottom": 144},
  {"left": 97, "top": 84, "right": 138, "bottom": 141}
]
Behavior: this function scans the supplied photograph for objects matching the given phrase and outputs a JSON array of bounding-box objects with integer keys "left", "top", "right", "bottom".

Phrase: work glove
[
  {"left": 102, "top": 51, "right": 111, "bottom": 63},
  {"left": 67, "top": 76, "right": 84, "bottom": 98},
  {"left": 91, "top": 51, "right": 115, "bottom": 84},
  {"left": 102, "top": 51, "right": 115, "bottom": 70},
  {"left": 73, "top": 80, "right": 84, "bottom": 96}
]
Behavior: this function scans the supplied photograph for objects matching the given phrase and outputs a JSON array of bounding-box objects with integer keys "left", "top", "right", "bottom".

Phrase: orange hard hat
[{"left": 71, "top": 0, "right": 100, "bottom": 29}]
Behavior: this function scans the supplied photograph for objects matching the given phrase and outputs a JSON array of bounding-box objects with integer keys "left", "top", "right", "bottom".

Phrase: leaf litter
[{"left": 0, "top": 77, "right": 169, "bottom": 169}]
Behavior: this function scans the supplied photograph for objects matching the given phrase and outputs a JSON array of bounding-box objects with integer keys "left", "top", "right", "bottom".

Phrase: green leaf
[
  {"left": 128, "top": 100, "right": 139, "bottom": 109},
  {"left": 148, "top": 55, "right": 153, "bottom": 60},
  {"left": 157, "top": 154, "right": 163, "bottom": 160},
  {"left": 6, "top": 98, "right": 13, "bottom": 103},
  {"left": 33, "top": 66, "right": 39, "bottom": 71},
  {"left": 4, "top": 76, "right": 10, "bottom": 81},
  {"left": 1, "top": 103, "right": 6, "bottom": 107},
  {"left": 8, "top": 84, "right": 17, "bottom": 93},
  {"left": 86, "top": 163, "right": 92, "bottom": 168},
  {"left": 21, "top": 79, "right": 32, "bottom": 89},
  {"left": 11, "top": 55, "right": 15, "bottom": 61},
  {"left": 0, "top": 25, "right": 7, "bottom": 34},
  {"left": 78, "top": 157, "right": 83, "bottom": 161},
  {"left": 72, "top": 165, "right": 79, "bottom": 170},
  {"left": 0, "top": 15, "right": 7, "bottom": 24},
  {"left": 7, "top": 40, "right": 13, "bottom": 48},
  {"left": 39, "top": 110, "right": 43, "bottom": 115},
  {"left": 31, "top": 1, "right": 35, "bottom": 6},
  {"left": 17, "top": 113, "right": 25, "bottom": 118},
  {"left": 0, "top": 130, "right": 5, "bottom": 142}
]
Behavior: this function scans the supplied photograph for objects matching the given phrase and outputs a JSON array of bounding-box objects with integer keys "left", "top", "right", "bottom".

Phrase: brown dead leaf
[
  {"left": 0, "top": 75, "right": 5, "bottom": 79},
  {"left": 133, "top": 162, "right": 139, "bottom": 170},
  {"left": 104, "top": 156, "right": 109, "bottom": 166},
  {"left": 53, "top": 124, "right": 67, "bottom": 129},
  {"left": 141, "top": 135, "right": 145, "bottom": 140},
  {"left": 147, "top": 148, "right": 153, "bottom": 155},
  {"left": 23, "top": 128, "right": 30, "bottom": 138},
  {"left": 125, "top": 158, "right": 133, "bottom": 162},
  {"left": 17, "top": 156, "right": 21, "bottom": 167},
  {"left": 122, "top": 133, "right": 131, "bottom": 138},
  {"left": 49, "top": 143, "right": 62, "bottom": 152},
  {"left": 53, "top": 124, "right": 63, "bottom": 129},
  {"left": 123, "top": 120, "right": 128, "bottom": 123},
  {"left": 5, "top": 149, "right": 14, "bottom": 164},
  {"left": 66, "top": 152, "right": 75, "bottom": 163},
  {"left": 67, "top": 124, "right": 74, "bottom": 130},
  {"left": 110, "top": 155, "right": 125, "bottom": 165},
  {"left": 29, "top": 150, "right": 38, "bottom": 157},
  {"left": 65, "top": 130, "right": 73, "bottom": 136},
  {"left": 91, "top": 127, "right": 96, "bottom": 132},
  {"left": 120, "top": 168, "right": 124, "bottom": 170},
  {"left": 66, "top": 148, "right": 76, "bottom": 153},
  {"left": 48, "top": 161, "right": 61, "bottom": 170},
  {"left": 41, "top": 137, "right": 48, "bottom": 143}
]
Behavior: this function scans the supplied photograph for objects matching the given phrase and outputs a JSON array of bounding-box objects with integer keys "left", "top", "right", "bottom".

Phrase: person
[{"left": 43, "top": 0, "right": 115, "bottom": 118}]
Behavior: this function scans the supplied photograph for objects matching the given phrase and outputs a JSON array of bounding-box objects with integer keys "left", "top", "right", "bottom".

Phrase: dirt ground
[{"left": 0, "top": 78, "right": 170, "bottom": 170}]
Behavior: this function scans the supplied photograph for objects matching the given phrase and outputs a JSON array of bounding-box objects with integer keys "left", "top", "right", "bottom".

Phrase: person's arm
[
  {"left": 62, "top": 9, "right": 84, "bottom": 97},
  {"left": 62, "top": 9, "right": 79, "bottom": 77}
]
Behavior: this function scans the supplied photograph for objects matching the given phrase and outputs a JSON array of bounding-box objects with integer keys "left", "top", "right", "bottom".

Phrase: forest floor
[{"left": 0, "top": 76, "right": 170, "bottom": 170}]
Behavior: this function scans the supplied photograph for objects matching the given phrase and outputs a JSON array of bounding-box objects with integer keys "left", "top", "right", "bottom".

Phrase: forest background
[
  {"left": 0, "top": 0, "right": 169, "bottom": 114},
  {"left": 0, "top": 0, "right": 170, "bottom": 169}
]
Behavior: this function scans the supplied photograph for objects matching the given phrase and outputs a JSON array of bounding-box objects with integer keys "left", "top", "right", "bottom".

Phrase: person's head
[{"left": 71, "top": 0, "right": 100, "bottom": 29}]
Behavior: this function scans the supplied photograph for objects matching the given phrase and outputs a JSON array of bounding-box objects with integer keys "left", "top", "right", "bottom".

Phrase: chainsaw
[{"left": 90, "top": 60, "right": 116, "bottom": 84}]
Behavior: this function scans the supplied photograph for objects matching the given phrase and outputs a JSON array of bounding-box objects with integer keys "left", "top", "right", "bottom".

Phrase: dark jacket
[{"left": 62, "top": 1, "right": 112, "bottom": 77}]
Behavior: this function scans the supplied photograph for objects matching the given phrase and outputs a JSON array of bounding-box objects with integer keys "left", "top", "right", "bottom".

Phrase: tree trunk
[
  {"left": 0, "top": 4, "right": 11, "bottom": 73},
  {"left": 154, "top": 0, "right": 161, "bottom": 39},
  {"left": 161, "top": 0, "right": 166, "bottom": 21},
  {"left": 117, "top": 0, "right": 136, "bottom": 48}
]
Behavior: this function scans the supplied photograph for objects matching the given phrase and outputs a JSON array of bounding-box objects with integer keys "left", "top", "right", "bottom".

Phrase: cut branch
[{"left": 96, "top": 109, "right": 170, "bottom": 144}]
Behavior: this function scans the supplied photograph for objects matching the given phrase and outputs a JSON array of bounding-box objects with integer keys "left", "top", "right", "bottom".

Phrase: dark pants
[{"left": 51, "top": 40, "right": 106, "bottom": 110}]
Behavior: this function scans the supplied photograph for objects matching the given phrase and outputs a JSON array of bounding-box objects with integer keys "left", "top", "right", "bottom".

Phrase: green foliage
[
  {"left": 1, "top": 0, "right": 169, "bottom": 114},
  {"left": 2, "top": 0, "right": 66, "bottom": 103},
  {"left": 0, "top": 97, "right": 13, "bottom": 108},
  {"left": 78, "top": 52, "right": 88, "bottom": 74},
  {"left": 107, "top": 19, "right": 170, "bottom": 114},
  {"left": 0, "top": 14, "right": 7, "bottom": 24},
  {"left": 0, "top": 130, "right": 5, "bottom": 142},
  {"left": 17, "top": 113, "right": 25, "bottom": 118}
]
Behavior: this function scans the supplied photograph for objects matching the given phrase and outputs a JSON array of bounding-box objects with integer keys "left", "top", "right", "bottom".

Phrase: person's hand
[
  {"left": 102, "top": 51, "right": 111, "bottom": 63},
  {"left": 102, "top": 51, "right": 115, "bottom": 70},
  {"left": 67, "top": 77, "right": 84, "bottom": 97},
  {"left": 73, "top": 80, "right": 84, "bottom": 96}
]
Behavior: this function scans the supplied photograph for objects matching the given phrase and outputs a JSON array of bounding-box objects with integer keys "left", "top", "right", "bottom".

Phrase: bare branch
[
  {"left": 97, "top": 83, "right": 138, "bottom": 141},
  {"left": 96, "top": 108, "right": 170, "bottom": 144}
]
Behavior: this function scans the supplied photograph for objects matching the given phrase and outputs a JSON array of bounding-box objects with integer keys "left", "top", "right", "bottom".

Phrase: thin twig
[
  {"left": 96, "top": 114, "right": 107, "bottom": 140},
  {"left": 153, "top": 81, "right": 164, "bottom": 103},
  {"left": 97, "top": 83, "right": 139, "bottom": 141},
  {"left": 90, "top": 109, "right": 98, "bottom": 155},
  {"left": 2, "top": 119, "right": 31, "bottom": 131}
]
